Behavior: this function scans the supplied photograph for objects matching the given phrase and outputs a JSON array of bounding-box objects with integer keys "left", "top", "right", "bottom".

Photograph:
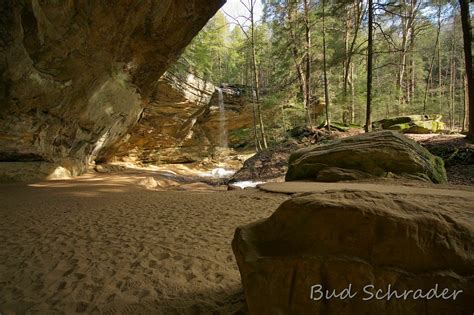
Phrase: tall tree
[
  {"left": 249, "top": 0, "right": 268, "bottom": 149},
  {"left": 322, "top": 0, "right": 331, "bottom": 132},
  {"left": 463, "top": 73, "right": 469, "bottom": 132},
  {"left": 303, "top": 0, "right": 313, "bottom": 127},
  {"left": 224, "top": 0, "right": 268, "bottom": 150},
  {"left": 459, "top": 0, "right": 473, "bottom": 139},
  {"left": 366, "top": 0, "right": 374, "bottom": 132},
  {"left": 423, "top": 3, "right": 442, "bottom": 114},
  {"left": 343, "top": 0, "right": 364, "bottom": 123},
  {"left": 395, "top": 0, "right": 420, "bottom": 115}
]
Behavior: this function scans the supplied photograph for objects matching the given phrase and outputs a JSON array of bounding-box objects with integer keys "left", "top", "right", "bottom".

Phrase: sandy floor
[{"left": 0, "top": 174, "right": 288, "bottom": 314}]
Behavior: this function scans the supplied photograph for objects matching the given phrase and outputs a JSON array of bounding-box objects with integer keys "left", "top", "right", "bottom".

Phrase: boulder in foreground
[
  {"left": 232, "top": 189, "right": 474, "bottom": 314},
  {"left": 285, "top": 131, "right": 447, "bottom": 183}
]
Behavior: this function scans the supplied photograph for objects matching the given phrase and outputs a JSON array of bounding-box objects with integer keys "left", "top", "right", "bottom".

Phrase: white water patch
[
  {"left": 198, "top": 167, "right": 235, "bottom": 179},
  {"left": 231, "top": 181, "right": 265, "bottom": 189}
]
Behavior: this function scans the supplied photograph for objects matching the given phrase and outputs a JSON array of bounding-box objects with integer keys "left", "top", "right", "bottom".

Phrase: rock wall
[
  {"left": 106, "top": 79, "right": 257, "bottom": 164},
  {"left": 105, "top": 71, "right": 216, "bottom": 164},
  {"left": 0, "top": 0, "right": 225, "bottom": 180},
  {"left": 200, "top": 86, "right": 256, "bottom": 150}
]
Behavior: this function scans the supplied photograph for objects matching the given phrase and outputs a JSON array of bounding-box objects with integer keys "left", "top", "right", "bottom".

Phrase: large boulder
[
  {"left": 232, "top": 188, "right": 474, "bottom": 314},
  {"left": 0, "top": 0, "right": 224, "bottom": 180},
  {"left": 372, "top": 115, "right": 445, "bottom": 133},
  {"left": 285, "top": 131, "right": 447, "bottom": 183}
]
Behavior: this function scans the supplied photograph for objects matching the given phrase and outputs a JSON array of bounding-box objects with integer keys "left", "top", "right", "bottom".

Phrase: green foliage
[{"left": 176, "top": 0, "right": 467, "bottom": 136}]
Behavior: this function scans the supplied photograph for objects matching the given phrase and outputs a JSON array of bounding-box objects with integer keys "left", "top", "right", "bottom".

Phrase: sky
[{"left": 221, "top": 0, "right": 264, "bottom": 27}]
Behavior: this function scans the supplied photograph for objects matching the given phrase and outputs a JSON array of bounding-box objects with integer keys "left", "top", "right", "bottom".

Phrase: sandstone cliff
[
  {"left": 0, "top": 0, "right": 224, "bottom": 181},
  {"left": 104, "top": 71, "right": 216, "bottom": 164},
  {"left": 104, "top": 78, "right": 257, "bottom": 164}
]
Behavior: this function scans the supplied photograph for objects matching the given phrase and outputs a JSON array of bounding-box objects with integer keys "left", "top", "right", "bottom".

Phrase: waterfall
[{"left": 217, "top": 87, "right": 228, "bottom": 148}]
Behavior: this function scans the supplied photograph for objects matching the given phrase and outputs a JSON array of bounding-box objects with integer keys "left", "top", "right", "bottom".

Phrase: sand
[{"left": 0, "top": 173, "right": 288, "bottom": 314}]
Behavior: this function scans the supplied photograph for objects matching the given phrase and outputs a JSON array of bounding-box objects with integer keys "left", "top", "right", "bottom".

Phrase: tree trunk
[
  {"left": 459, "top": 0, "right": 473, "bottom": 140},
  {"left": 423, "top": 5, "right": 442, "bottom": 114},
  {"left": 250, "top": 0, "right": 267, "bottom": 149},
  {"left": 343, "top": 0, "right": 363, "bottom": 99},
  {"left": 438, "top": 16, "right": 443, "bottom": 115},
  {"left": 286, "top": 2, "right": 306, "bottom": 103},
  {"left": 322, "top": 0, "right": 331, "bottom": 133},
  {"left": 396, "top": 0, "right": 418, "bottom": 115},
  {"left": 303, "top": 0, "right": 313, "bottom": 127},
  {"left": 396, "top": 20, "right": 409, "bottom": 115},
  {"left": 463, "top": 73, "right": 469, "bottom": 132},
  {"left": 449, "top": 15, "right": 458, "bottom": 130},
  {"left": 350, "top": 62, "right": 355, "bottom": 124},
  {"left": 366, "top": 0, "right": 373, "bottom": 133},
  {"left": 449, "top": 58, "right": 455, "bottom": 129}
]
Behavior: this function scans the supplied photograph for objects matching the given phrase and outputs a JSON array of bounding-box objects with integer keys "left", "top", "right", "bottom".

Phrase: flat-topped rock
[
  {"left": 233, "top": 188, "right": 474, "bottom": 314},
  {"left": 286, "top": 131, "right": 447, "bottom": 183},
  {"left": 258, "top": 181, "right": 474, "bottom": 197},
  {"left": 372, "top": 115, "right": 445, "bottom": 133}
]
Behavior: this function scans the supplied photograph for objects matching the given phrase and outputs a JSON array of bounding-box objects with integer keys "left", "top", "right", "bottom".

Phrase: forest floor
[{"left": 407, "top": 134, "right": 474, "bottom": 186}]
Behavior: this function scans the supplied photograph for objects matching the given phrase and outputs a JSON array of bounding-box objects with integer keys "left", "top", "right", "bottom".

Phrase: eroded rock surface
[
  {"left": 286, "top": 131, "right": 447, "bottom": 183},
  {"left": 105, "top": 78, "right": 257, "bottom": 164},
  {"left": 102, "top": 72, "right": 216, "bottom": 164},
  {"left": 233, "top": 189, "right": 474, "bottom": 314},
  {"left": 0, "top": 0, "right": 224, "bottom": 180}
]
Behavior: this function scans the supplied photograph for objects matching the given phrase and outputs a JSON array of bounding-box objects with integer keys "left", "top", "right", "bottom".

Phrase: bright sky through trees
[{"left": 221, "top": 0, "right": 264, "bottom": 27}]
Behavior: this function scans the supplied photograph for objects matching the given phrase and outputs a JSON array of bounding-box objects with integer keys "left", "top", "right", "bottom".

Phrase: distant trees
[
  {"left": 176, "top": 0, "right": 470, "bottom": 141},
  {"left": 225, "top": 0, "right": 269, "bottom": 150}
]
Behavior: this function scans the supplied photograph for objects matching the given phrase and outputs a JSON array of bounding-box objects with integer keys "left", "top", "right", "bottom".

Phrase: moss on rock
[{"left": 286, "top": 131, "right": 447, "bottom": 183}]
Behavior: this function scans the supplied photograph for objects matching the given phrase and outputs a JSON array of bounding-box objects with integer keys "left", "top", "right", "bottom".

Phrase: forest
[{"left": 174, "top": 0, "right": 473, "bottom": 149}]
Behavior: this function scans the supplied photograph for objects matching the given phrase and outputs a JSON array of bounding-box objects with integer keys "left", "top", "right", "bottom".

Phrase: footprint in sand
[
  {"left": 186, "top": 273, "right": 197, "bottom": 281},
  {"left": 74, "top": 273, "right": 86, "bottom": 280},
  {"left": 158, "top": 253, "right": 172, "bottom": 260},
  {"left": 148, "top": 260, "right": 158, "bottom": 269}
]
